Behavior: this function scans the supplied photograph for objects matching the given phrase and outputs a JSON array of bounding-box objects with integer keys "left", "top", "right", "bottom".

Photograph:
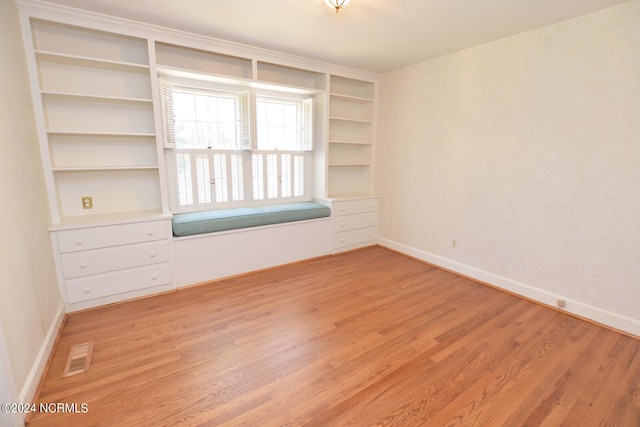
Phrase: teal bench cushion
[{"left": 172, "top": 201, "right": 331, "bottom": 236}]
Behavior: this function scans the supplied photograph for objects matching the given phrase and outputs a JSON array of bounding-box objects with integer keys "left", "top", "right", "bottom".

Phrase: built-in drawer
[
  {"left": 332, "top": 211, "right": 378, "bottom": 233},
  {"left": 332, "top": 198, "right": 379, "bottom": 217},
  {"left": 57, "top": 220, "right": 168, "bottom": 253},
  {"left": 60, "top": 240, "right": 170, "bottom": 279},
  {"left": 332, "top": 226, "right": 378, "bottom": 249},
  {"left": 65, "top": 262, "right": 172, "bottom": 303}
]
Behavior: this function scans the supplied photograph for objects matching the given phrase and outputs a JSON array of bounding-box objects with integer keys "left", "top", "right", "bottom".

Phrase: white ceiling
[{"left": 40, "top": 0, "right": 630, "bottom": 74}]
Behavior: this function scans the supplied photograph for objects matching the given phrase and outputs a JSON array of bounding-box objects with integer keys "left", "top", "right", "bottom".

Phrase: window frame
[
  {"left": 171, "top": 86, "right": 242, "bottom": 150},
  {"left": 160, "top": 78, "right": 314, "bottom": 213}
]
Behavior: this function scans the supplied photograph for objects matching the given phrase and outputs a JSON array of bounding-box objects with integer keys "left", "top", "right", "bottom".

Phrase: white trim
[
  {"left": 19, "top": 304, "right": 65, "bottom": 404},
  {"left": 378, "top": 237, "right": 640, "bottom": 338},
  {"left": 0, "top": 321, "right": 22, "bottom": 427}
]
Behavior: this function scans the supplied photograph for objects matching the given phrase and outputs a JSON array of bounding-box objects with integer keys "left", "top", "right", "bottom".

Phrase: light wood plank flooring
[{"left": 28, "top": 246, "right": 640, "bottom": 426}]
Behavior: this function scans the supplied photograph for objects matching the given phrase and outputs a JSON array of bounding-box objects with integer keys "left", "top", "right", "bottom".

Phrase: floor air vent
[{"left": 62, "top": 342, "right": 94, "bottom": 378}]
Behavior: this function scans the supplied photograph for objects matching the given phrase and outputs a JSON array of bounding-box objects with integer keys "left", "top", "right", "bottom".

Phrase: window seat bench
[{"left": 172, "top": 201, "right": 331, "bottom": 237}]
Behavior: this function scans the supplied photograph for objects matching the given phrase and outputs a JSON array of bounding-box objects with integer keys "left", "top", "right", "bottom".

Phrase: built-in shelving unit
[
  {"left": 326, "top": 75, "right": 375, "bottom": 197},
  {"left": 20, "top": 15, "right": 175, "bottom": 311},
  {"left": 28, "top": 19, "right": 163, "bottom": 223},
  {"left": 18, "top": 0, "right": 378, "bottom": 310},
  {"left": 319, "top": 75, "right": 379, "bottom": 253}
]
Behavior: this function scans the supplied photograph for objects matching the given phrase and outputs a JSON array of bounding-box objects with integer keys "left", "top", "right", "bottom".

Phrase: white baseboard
[
  {"left": 19, "top": 303, "right": 65, "bottom": 404},
  {"left": 378, "top": 237, "right": 640, "bottom": 338}
]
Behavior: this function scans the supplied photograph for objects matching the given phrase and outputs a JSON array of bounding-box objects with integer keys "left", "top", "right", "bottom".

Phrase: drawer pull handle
[
  {"left": 340, "top": 208, "right": 346, "bottom": 213},
  {"left": 75, "top": 239, "right": 83, "bottom": 246},
  {"left": 146, "top": 230, "right": 154, "bottom": 236},
  {"left": 149, "top": 251, "right": 156, "bottom": 258},
  {"left": 340, "top": 223, "right": 346, "bottom": 228},
  {"left": 79, "top": 262, "right": 87, "bottom": 268},
  {"left": 83, "top": 287, "right": 91, "bottom": 294},
  {"left": 340, "top": 239, "right": 345, "bottom": 243},
  {"left": 151, "top": 274, "right": 159, "bottom": 280}
]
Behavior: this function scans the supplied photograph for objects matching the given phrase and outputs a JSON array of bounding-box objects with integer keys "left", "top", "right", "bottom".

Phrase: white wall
[
  {"left": 375, "top": 2, "right": 640, "bottom": 334},
  {"left": 0, "top": 0, "right": 64, "bottom": 405}
]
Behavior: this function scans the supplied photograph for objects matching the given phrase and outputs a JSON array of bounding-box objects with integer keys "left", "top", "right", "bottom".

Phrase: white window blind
[
  {"left": 238, "top": 91, "right": 251, "bottom": 150},
  {"left": 175, "top": 150, "right": 248, "bottom": 210},
  {"left": 175, "top": 150, "right": 304, "bottom": 210},
  {"left": 302, "top": 98, "right": 313, "bottom": 151},
  {"left": 160, "top": 80, "right": 175, "bottom": 148}
]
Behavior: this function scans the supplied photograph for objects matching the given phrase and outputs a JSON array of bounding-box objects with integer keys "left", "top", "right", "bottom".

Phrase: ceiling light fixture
[{"left": 324, "top": 0, "right": 352, "bottom": 13}]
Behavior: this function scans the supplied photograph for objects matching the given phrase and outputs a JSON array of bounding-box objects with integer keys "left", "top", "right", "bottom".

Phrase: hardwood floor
[{"left": 28, "top": 246, "right": 640, "bottom": 426}]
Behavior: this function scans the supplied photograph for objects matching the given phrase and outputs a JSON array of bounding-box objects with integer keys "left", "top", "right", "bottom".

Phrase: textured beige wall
[
  {"left": 375, "top": 2, "right": 640, "bottom": 322},
  {"left": 0, "top": 0, "right": 63, "bottom": 393}
]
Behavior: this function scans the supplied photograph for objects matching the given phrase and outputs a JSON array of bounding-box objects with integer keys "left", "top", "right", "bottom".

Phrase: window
[
  {"left": 173, "top": 88, "right": 238, "bottom": 149},
  {"left": 161, "top": 80, "right": 313, "bottom": 212},
  {"left": 257, "top": 97, "right": 302, "bottom": 150}
]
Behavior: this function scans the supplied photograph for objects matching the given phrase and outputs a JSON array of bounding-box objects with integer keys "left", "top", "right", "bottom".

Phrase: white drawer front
[
  {"left": 332, "top": 226, "right": 378, "bottom": 249},
  {"left": 332, "top": 198, "right": 379, "bottom": 217},
  {"left": 65, "top": 263, "right": 172, "bottom": 303},
  {"left": 60, "top": 241, "right": 170, "bottom": 279},
  {"left": 332, "top": 212, "right": 378, "bottom": 233},
  {"left": 57, "top": 221, "right": 168, "bottom": 253}
]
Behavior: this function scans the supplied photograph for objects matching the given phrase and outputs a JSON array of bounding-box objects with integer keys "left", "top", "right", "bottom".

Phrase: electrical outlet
[
  {"left": 452, "top": 239, "right": 457, "bottom": 248},
  {"left": 81, "top": 196, "right": 93, "bottom": 209}
]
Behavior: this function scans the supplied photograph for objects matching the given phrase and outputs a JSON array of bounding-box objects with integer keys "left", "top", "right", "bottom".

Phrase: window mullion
[
  {"left": 277, "top": 152, "right": 282, "bottom": 201},
  {"left": 225, "top": 153, "right": 233, "bottom": 205},
  {"left": 264, "top": 153, "right": 270, "bottom": 202},
  {"left": 208, "top": 151, "right": 216, "bottom": 207},
  {"left": 277, "top": 151, "right": 284, "bottom": 201},
  {"left": 244, "top": 151, "right": 254, "bottom": 205},
  {"left": 188, "top": 151, "right": 199, "bottom": 207},
  {"left": 289, "top": 153, "right": 295, "bottom": 199}
]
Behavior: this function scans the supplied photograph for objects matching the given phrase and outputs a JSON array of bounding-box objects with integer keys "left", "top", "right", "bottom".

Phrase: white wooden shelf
[
  {"left": 47, "top": 131, "right": 156, "bottom": 137},
  {"left": 328, "top": 140, "right": 372, "bottom": 145},
  {"left": 329, "top": 116, "right": 373, "bottom": 124},
  {"left": 328, "top": 163, "right": 371, "bottom": 167},
  {"left": 251, "top": 80, "right": 324, "bottom": 95},
  {"left": 158, "top": 65, "right": 324, "bottom": 95},
  {"left": 35, "top": 50, "right": 150, "bottom": 72},
  {"left": 330, "top": 93, "right": 374, "bottom": 103},
  {"left": 52, "top": 166, "right": 159, "bottom": 172},
  {"left": 319, "top": 193, "right": 380, "bottom": 201},
  {"left": 41, "top": 91, "right": 153, "bottom": 104},
  {"left": 49, "top": 209, "right": 171, "bottom": 231},
  {"left": 157, "top": 65, "right": 254, "bottom": 88}
]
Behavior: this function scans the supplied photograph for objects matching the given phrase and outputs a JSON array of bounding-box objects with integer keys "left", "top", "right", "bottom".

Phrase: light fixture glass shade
[{"left": 324, "top": 0, "right": 353, "bottom": 13}]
